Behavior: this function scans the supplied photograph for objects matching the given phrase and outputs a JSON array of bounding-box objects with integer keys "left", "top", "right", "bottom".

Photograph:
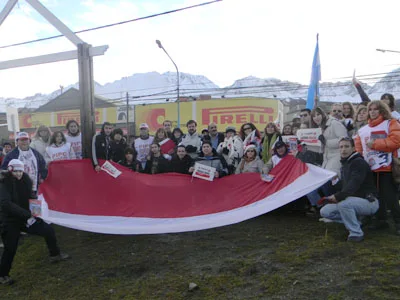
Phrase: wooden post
[{"left": 78, "top": 43, "right": 96, "bottom": 159}]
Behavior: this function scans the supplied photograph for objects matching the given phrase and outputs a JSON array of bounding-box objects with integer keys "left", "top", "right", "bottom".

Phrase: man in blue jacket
[{"left": 1, "top": 132, "right": 47, "bottom": 195}]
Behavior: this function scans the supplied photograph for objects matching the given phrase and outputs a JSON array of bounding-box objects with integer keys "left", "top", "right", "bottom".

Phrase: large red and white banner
[{"left": 38, "top": 157, "right": 335, "bottom": 235}]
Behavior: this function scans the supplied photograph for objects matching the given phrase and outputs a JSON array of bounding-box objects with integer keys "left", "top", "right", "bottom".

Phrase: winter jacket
[
  {"left": 333, "top": 152, "right": 377, "bottom": 202},
  {"left": 321, "top": 117, "right": 348, "bottom": 176},
  {"left": 194, "top": 152, "right": 229, "bottom": 177},
  {"left": 203, "top": 133, "right": 225, "bottom": 150},
  {"left": 235, "top": 157, "right": 264, "bottom": 174},
  {"left": 355, "top": 116, "right": 400, "bottom": 172},
  {"left": 0, "top": 172, "right": 33, "bottom": 227},
  {"left": 30, "top": 137, "right": 50, "bottom": 158},
  {"left": 144, "top": 155, "right": 170, "bottom": 174},
  {"left": 110, "top": 138, "right": 128, "bottom": 163},
  {"left": 261, "top": 134, "right": 282, "bottom": 163},
  {"left": 170, "top": 155, "right": 193, "bottom": 174},
  {"left": 118, "top": 159, "right": 142, "bottom": 172},
  {"left": 217, "top": 135, "right": 244, "bottom": 168},
  {"left": 180, "top": 132, "right": 202, "bottom": 159},
  {"left": 92, "top": 134, "right": 112, "bottom": 166},
  {"left": 1, "top": 147, "right": 47, "bottom": 182}
]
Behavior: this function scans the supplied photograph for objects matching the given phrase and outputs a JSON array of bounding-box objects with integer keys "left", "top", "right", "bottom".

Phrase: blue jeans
[
  {"left": 320, "top": 197, "right": 379, "bottom": 237},
  {"left": 307, "top": 180, "right": 336, "bottom": 206}
]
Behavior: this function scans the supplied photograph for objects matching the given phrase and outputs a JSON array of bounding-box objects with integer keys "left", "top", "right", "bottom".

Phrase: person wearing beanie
[
  {"left": 0, "top": 159, "right": 69, "bottom": 285},
  {"left": 236, "top": 144, "right": 264, "bottom": 174},
  {"left": 1, "top": 132, "right": 47, "bottom": 195},
  {"left": 262, "top": 141, "right": 290, "bottom": 174},
  {"left": 217, "top": 126, "right": 243, "bottom": 174}
]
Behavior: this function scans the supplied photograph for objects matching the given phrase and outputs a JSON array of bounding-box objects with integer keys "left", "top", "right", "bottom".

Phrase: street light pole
[
  {"left": 376, "top": 48, "right": 400, "bottom": 54},
  {"left": 156, "top": 40, "right": 180, "bottom": 128}
]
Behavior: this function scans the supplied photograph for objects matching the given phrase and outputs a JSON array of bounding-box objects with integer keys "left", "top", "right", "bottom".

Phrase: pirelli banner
[
  {"left": 19, "top": 107, "right": 126, "bottom": 130},
  {"left": 135, "top": 98, "right": 283, "bottom": 134}
]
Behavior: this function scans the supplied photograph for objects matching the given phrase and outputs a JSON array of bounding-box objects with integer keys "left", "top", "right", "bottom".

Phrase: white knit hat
[
  {"left": 8, "top": 159, "right": 24, "bottom": 172},
  {"left": 244, "top": 144, "right": 257, "bottom": 153}
]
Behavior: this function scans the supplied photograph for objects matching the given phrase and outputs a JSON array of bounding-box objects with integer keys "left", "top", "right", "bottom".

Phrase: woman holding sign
[
  {"left": 189, "top": 141, "right": 228, "bottom": 178},
  {"left": 354, "top": 101, "right": 400, "bottom": 233}
]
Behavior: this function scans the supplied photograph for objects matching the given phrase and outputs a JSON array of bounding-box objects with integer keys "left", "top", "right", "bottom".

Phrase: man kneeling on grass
[
  {"left": 319, "top": 137, "right": 379, "bottom": 242},
  {"left": 0, "top": 159, "right": 69, "bottom": 285}
]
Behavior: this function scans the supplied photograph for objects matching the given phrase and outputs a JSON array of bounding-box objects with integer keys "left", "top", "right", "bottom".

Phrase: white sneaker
[{"left": 319, "top": 217, "right": 334, "bottom": 223}]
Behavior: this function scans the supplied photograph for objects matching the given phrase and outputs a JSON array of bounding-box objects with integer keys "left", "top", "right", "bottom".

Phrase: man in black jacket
[
  {"left": 92, "top": 122, "right": 113, "bottom": 171},
  {"left": 0, "top": 159, "right": 69, "bottom": 285},
  {"left": 319, "top": 137, "right": 379, "bottom": 242}
]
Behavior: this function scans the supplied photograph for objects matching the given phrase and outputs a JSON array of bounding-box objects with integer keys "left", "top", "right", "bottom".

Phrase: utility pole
[
  {"left": 126, "top": 92, "right": 129, "bottom": 144},
  {"left": 78, "top": 43, "right": 96, "bottom": 159}
]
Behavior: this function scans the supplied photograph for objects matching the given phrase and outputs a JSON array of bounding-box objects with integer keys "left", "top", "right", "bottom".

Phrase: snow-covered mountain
[{"left": 2, "top": 68, "right": 400, "bottom": 112}]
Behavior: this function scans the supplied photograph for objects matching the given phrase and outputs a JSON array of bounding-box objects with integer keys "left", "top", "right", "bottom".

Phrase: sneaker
[
  {"left": 49, "top": 252, "right": 70, "bottom": 264},
  {"left": 319, "top": 217, "right": 334, "bottom": 223},
  {"left": 347, "top": 235, "right": 364, "bottom": 242},
  {"left": 0, "top": 276, "right": 15, "bottom": 285}
]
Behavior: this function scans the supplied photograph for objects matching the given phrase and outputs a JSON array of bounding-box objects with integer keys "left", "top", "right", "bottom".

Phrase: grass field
[{"left": 1, "top": 208, "right": 400, "bottom": 300}]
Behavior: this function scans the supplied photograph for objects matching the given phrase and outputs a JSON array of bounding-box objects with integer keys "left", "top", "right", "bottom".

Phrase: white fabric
[
  {"left": 39, "top": 164, "right": 336, "bottom": 235},
  {"left": 18, "top": 148, "right": 38, "bottom": 191},
  {"left": 66, "top": 133, "right": 82, "bottom": 159},
  {"left": 45, "top": 143, "right": 75, "bottom": 163},
  {"left": 391, "top": 111, "right": 400, "bottom": 121},
  {"left": 134, "top": 136, "right": 154, "bottom": 163}
]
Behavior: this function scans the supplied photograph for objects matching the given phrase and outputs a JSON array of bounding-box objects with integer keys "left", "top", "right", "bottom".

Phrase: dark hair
[
  {"left": 172, "top": 127, "right": 183, "bottom": 136},
  {"left": 380, "top": 93, "right": 395, "bottom": 110},
  {"left": 50, "top": 131, "right": 66, "bottom": 145},
  {"left": 101, "top": 122, "right": 113, "bottom": 135},
  {"left": 239, "top": 123, "right": 261, "bottom": 140},
  {"left": 66, "top": 120, "right": 80, "bottom": 130},
  {"left": 177, "top": 144, "right": 186, "bottom": 150},
  {"left": 3, "top": 142, "right": 11, "bottom": 147},
  {"left": 342, "top": 102, "right": 355, "bottom": 118},
  {"left": 282, "top": 124, "right": 293, "bottom": 136},
  {"left": 124, "top": 147, "right": 136, "bottom": 155},
  {"left": 111, "top": 128, "right": 123, "bottom": 139},
  {"left": 186, "top": 120, "right": 197, "bottom": 127},
  {"left": 300, "top": 108, "right": 311, "bottom": 114},
  {"left": 310, "top": 107, "right": 328, "bottom": 129},
  {"left": 202, "top": 141, "right": 212, "bottom": 147},
  {"left": 339, "top": 136, "right": 355, "bottom": 147},
  {"left": 163, "top": 120, "right": 172, "bottom": 126}
]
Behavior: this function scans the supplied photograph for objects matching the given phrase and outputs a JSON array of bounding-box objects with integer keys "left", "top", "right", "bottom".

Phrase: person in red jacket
[{"left": 354, "top": 101, "right": 400, "bottom": 233}]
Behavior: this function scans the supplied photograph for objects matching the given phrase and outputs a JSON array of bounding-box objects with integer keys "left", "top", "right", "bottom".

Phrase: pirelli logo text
[{"left": 202, "top": 106, "right": 275, "bottom": 125}]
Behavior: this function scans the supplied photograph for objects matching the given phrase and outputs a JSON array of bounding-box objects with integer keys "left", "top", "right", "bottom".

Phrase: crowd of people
[{"left": 1, "top": 82, "right": 400, "bottom": 284}]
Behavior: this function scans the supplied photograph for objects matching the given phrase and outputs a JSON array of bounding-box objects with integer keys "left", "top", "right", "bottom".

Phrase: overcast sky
[{"left": 0, "top": 0, "right": 400, "bottom": 98}]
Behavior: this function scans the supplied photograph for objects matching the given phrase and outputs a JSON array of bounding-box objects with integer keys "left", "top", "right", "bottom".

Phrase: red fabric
[
  {"left": 39, "top": 155, "right": 307, "bottom": 218},
  {"left": 160, "top": 138, "right": 176, "bottom": 155}
]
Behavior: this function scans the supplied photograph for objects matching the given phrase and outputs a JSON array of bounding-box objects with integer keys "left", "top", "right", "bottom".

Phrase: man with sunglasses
[
  {"left": 331, "top": 104, "right": 344, "bottom": 121},
  {"left": 299, "top": 109, "right": 311, "bottom": 126},
  {"left": 319, "top": 137, "right": 379, "bottom": 242}
]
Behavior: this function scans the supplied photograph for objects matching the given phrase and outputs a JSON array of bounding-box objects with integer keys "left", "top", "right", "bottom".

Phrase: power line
[{"left": 0, "top": 0, "right": 223, "bottom": 49}]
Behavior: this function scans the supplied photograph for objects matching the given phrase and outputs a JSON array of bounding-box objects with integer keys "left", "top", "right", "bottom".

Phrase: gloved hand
[
  {"left": 26, "top": 217, "right": 36, "bottom": 228},
  {"left": 222, "top": 147, "right": 230, "bottom": 155},
  {"left": 185, "top": 145, "right": 197, "bottom": 153},
  {"left": 318, "top": 134, "right": 326, "bottom": 145}
]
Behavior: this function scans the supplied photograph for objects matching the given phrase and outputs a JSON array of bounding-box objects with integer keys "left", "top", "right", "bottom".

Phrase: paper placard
[
  {"left": 282, "top": 135, "right": 298, "bottom": 152},
  {"left": 101, "top": 161, "right": 122, "bottom": 178},
  {"left": 29, "top": 199, "right": 42, "bottom": 217},
  {"left": 296, "top": 128, "right": 322, "bottom": 146},
  {"left": 192, "top": 163, "right": 216, "bottom": 181}
]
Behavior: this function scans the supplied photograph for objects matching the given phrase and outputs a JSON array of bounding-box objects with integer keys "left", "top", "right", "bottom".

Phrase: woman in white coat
[{"left": 217, "top": 126, "right": 243, "bottom": 174}]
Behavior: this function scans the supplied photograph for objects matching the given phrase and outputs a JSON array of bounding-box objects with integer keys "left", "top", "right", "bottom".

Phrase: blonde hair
[{"left": 367, "top": 100, "right": 392, "bottom": 120}]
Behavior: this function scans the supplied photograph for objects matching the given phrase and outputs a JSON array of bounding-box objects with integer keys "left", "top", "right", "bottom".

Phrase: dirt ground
[{"left": 1, "top": 207, "right": 400, "bottom": 299}]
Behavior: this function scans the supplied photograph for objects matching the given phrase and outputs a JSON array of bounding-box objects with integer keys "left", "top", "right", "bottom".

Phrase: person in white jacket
[
  {"left": 45, "top": 131, "right": 76, "bottom": 164},
  {"left": 217, "top": 126, "right": 243, "bottom": 174},
  {"left": 30, "top": 125, "right": 52, "bottom": 158}
]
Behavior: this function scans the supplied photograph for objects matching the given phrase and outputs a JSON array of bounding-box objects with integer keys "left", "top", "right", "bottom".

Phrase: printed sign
[
  {"left": 366, "top": 130, "right": 392, "bottom": 170},
  {"left": 101, "top": 161, "right": 122, "bottom": 178},
  {"left": 296, "top": 128, "right": 322, "bottom": 146},
  {"left": 282, "top": 135, "right": 298, "bottom": 152},
  {"left": 192, "top": 163, "right": 216, "bottom": 181},
  {"left": 29, "top": 199, "right": 42, "bottom": 217}
]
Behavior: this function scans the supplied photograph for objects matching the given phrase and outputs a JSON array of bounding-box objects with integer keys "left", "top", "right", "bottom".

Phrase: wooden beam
[
  {"left": 26, "top": 0, "right": 83, "bottom": 46},
  {"left": 0, "top": 0, "right": 18, "bottom": 27},
  {"left": 0, "top": 45, "right": 108, "bottom": 70}
]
